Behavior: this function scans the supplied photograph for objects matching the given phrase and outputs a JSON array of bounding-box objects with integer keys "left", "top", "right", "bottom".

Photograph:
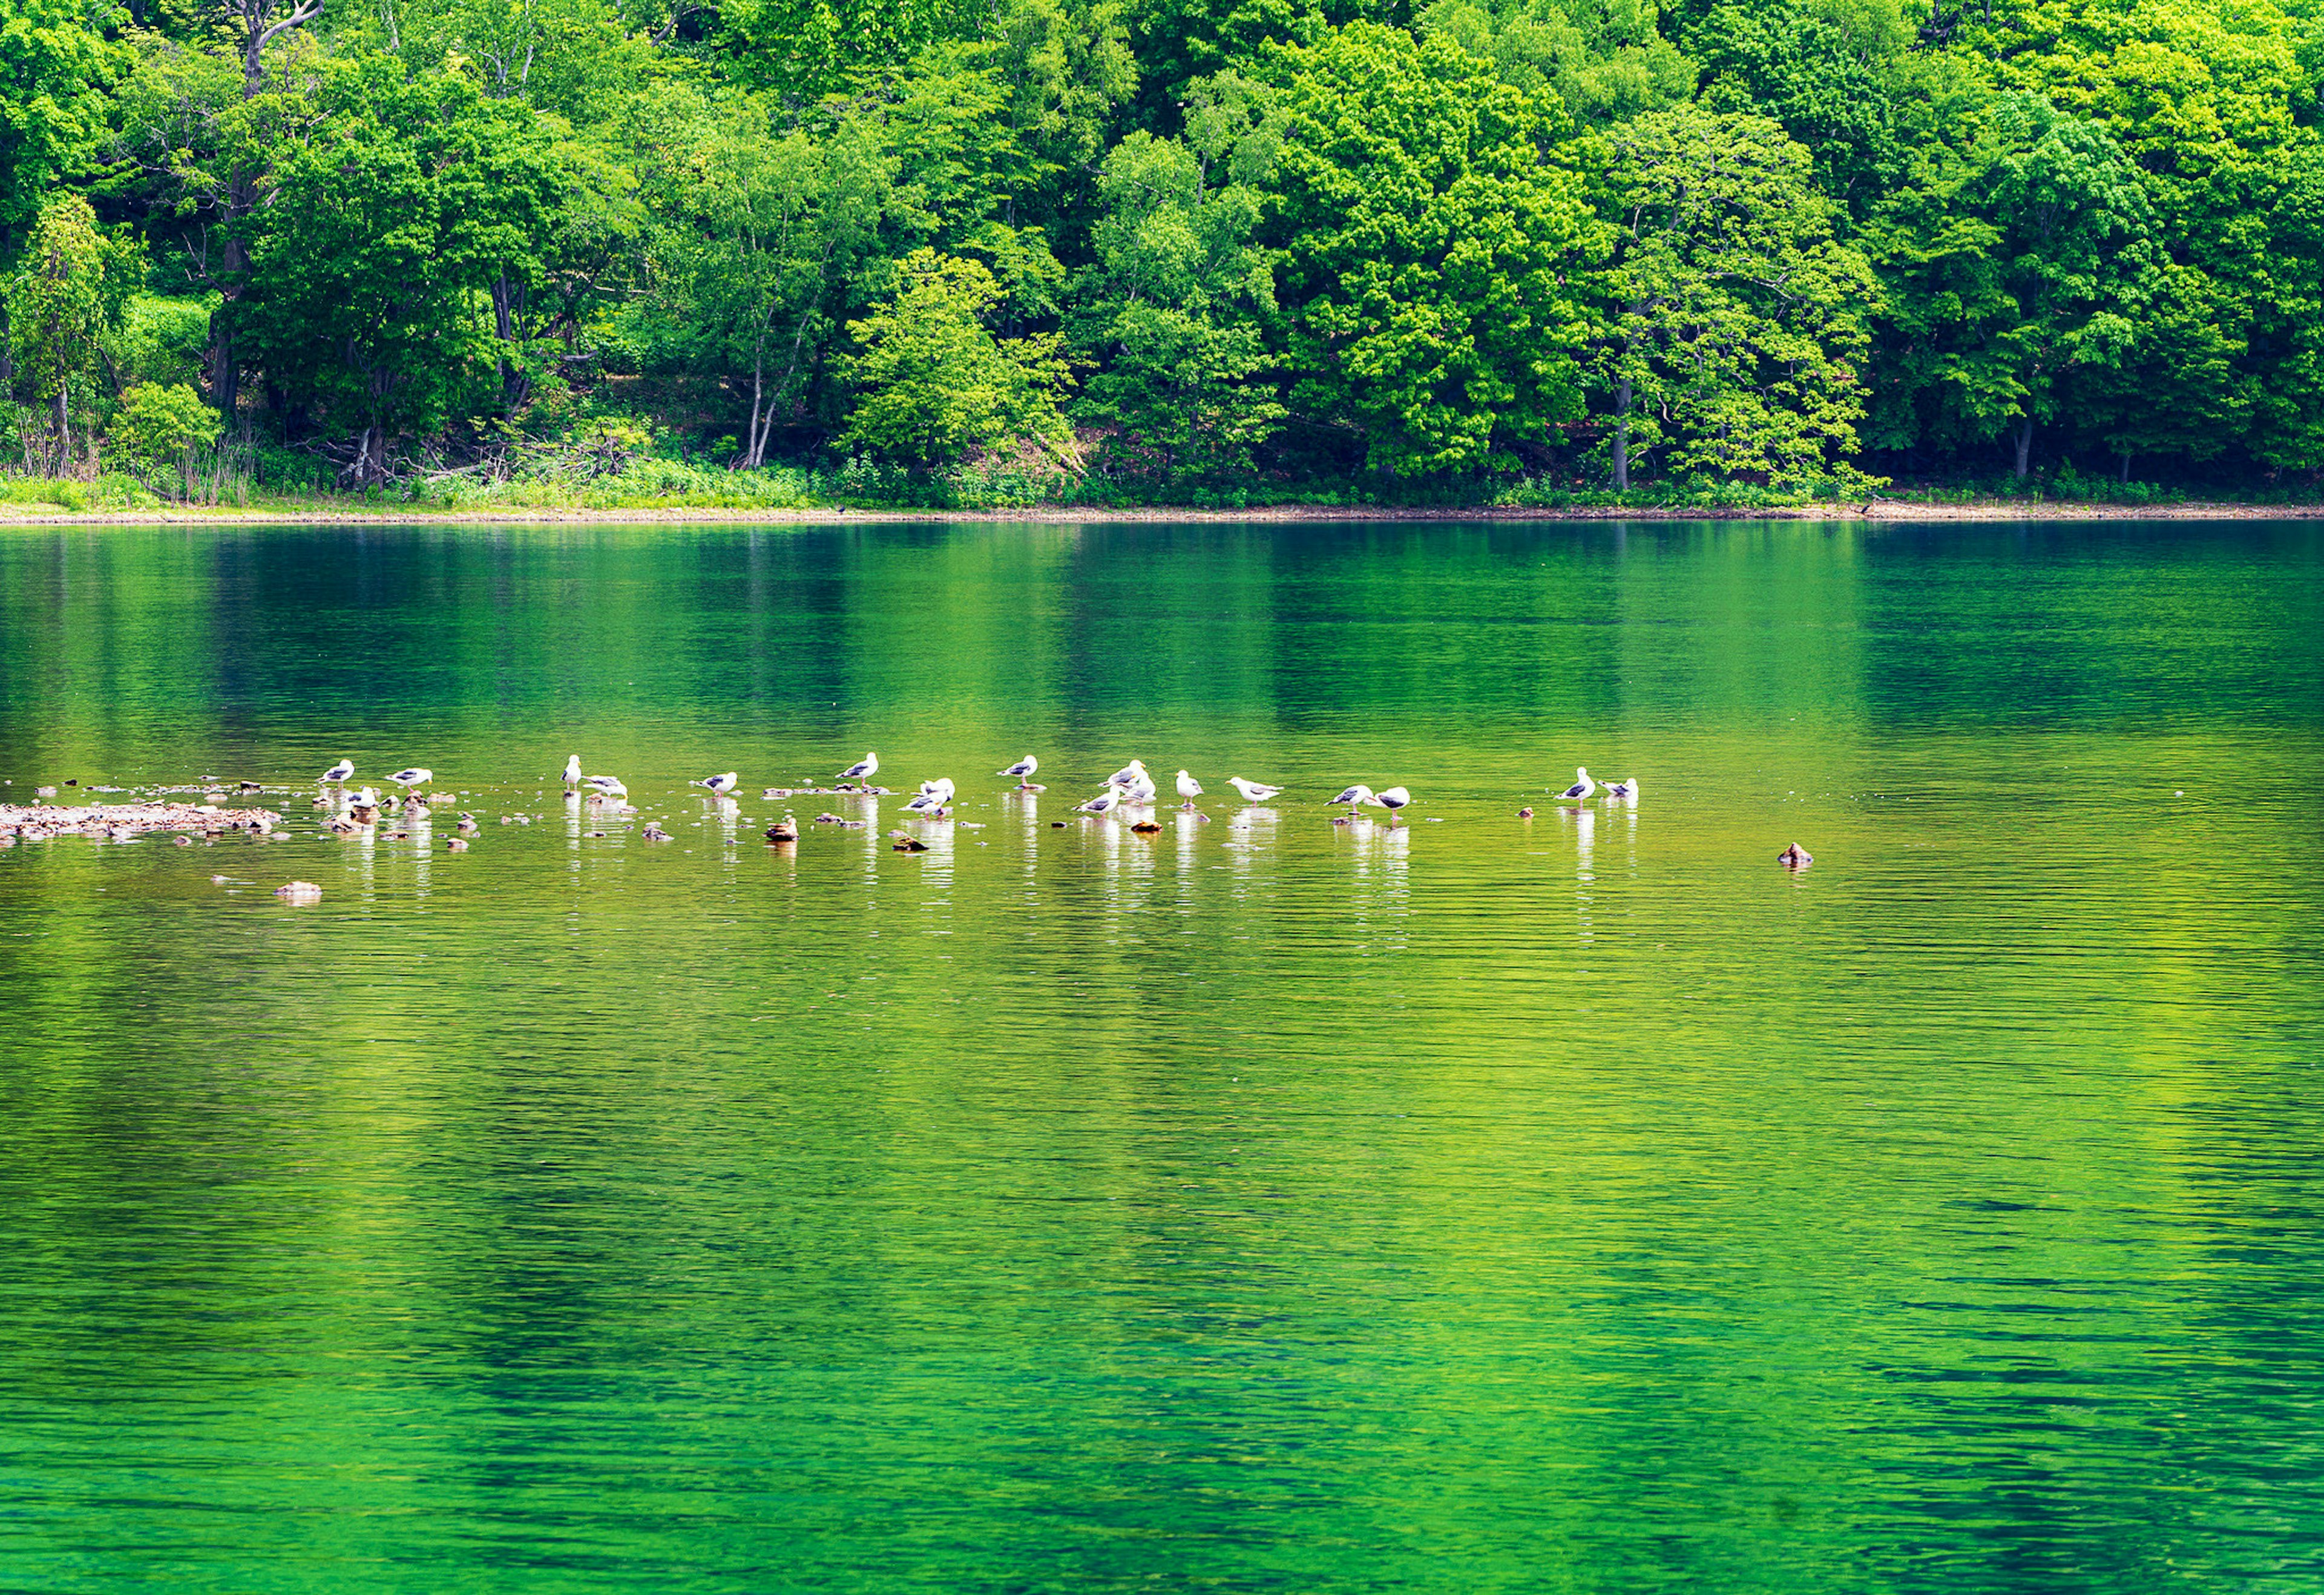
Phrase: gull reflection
[
  {"left": 1173, "top": 808, "right": 1204, "bottom": 920},
  {"left": 1559, "top": 804, "right": 1597, "bottom": 944},
  {"left": 1098, "top": 811, "right": 1156, "bottom": 935},
  {"left": 1340, "top": 814, "right": 1411, "bottom": 954},
  {"left": 1009, "top": 790, "right": 1042, "bottom": 900}
]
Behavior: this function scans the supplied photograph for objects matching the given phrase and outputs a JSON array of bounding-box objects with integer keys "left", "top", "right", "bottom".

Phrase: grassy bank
[{"left": 2, "top": 466, "right": 2320, "bottom": 523}]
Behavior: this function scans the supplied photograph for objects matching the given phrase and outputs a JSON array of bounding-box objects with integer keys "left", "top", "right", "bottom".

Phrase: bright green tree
[
  {"left": 1866, "top": 92, "right": 2158, "bottom": 477},
  {"left": 839, "top": 248, "right": 1074, "bottom": 464},
  {"left": 1261, "top": 22, "right": 1594, "bottom": 475},
  {"left": 234, "top": 60, "right": 567, "bottom": 480},
  {"left": 1692, "top": 0, "right": 1909, "bottom": 214},
  {"left": 637, "top": 98, "right": 893, "bottom": 467},
  {"left": 2244, "top": 140, "right": 2324, "bottom": 473},
  {"left": 0, "top": 0, "right": 126, "bottom": 255},
  {"left": 7, "top": 193, "right": 136, "bottom": 472},
  {"left": 1585, "top": 103, "right": 1877, "bottom": 488},
  {"left": 1071, "top": 131, "right": 1283, "bottom": 480},
  {"left": 110, "top": 379, "right": 219, "bottom": 496},
  {"left": 1416, "top": 0, "right": 1695, "bottom": 126}
]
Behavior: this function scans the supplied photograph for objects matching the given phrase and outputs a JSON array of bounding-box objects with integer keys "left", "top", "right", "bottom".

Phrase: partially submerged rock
[{"left": 2, "top": 801, "right": 282, "bottom": 841}]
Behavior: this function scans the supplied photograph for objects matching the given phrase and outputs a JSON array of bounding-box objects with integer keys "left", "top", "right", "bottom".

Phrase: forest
[{"left": 1, "top": 0, "right": 2320, "bottom": 505}]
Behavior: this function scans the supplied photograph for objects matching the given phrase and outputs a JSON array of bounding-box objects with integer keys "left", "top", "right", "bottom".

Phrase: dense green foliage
[{"left": 1, "top": 0, "right": 2319, "bottom": 497}]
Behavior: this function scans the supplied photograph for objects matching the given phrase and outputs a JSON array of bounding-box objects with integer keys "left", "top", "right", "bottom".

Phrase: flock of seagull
[{"left": 304, "top": 750, "right": 1643, "bottom": 830}]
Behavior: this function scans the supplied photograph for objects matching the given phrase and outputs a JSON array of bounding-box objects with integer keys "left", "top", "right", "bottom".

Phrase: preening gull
[
  {"left": 1605, "top": 776, "right": 1640, "bottom": 801},
  {"left": 1120, "top": 768, "right": 1159, "bottom": 805},
  {"left": 320, "top": 759, "right": 355, "bottom": 784},
  {"left": 905, "top": 778, "right": 956, "bottom": 814},
  {"left": 1226, "top": 776, "right": 1283, "bottom": 803},
  {"left": 1175, "top": 769, "right": 1203, "bottom": 808},
  {"left": 389, "top": 767, "right": 433, "bottom": 788},
  {"left": 1554, "top": 768, "right": 1597, "bottom": 801},
  {"left": 839, "top": 752, "right": 879, "bottom": 785},
  {"left": 1106, "top": 759, "right": 1148, "bottom": 788},
  {"left": 692, "top": 772, "right": 741, "bottom": 796},
  {"left": 1370, "top": 786, "right": 1412, "bottom": 819},
  {"left": 1077, "top": 790, "right": 1126, "bottom": 816},
  {"left": 1331, "top": 784, "right": 1375, "bottom": 810},
  {"left": 583, "top": 775, "right": 628, "bottom": 799}
]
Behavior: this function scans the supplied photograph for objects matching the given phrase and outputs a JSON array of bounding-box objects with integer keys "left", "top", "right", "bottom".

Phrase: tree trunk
[
  {"left": 209, "top": 301, "right": 240, "bottom": 422},
  {"left": 2012, "top": 414, "right": 2034, "bottom": 479},
  {"left": 742, "top": 326, "right": 775, "bottom": 470},
  {"left": 242, "top": 13, "right": 268, "bottom": 96},
  {"left": 1612, "top": 376, "right": 1632, "bottom": 491},
  {"left": 2119, "top": 450, "right": 2132, "bottom": 485},
  {"left": 492, "top": 272, "right": 531, "bottom": 410}
]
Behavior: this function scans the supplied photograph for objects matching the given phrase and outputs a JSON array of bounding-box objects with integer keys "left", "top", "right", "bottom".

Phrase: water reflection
[{"left": 1, "top": 519, "right": 2321, "bottom": 1593}]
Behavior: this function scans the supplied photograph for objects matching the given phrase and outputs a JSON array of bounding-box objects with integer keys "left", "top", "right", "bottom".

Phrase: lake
[{"left": 1, "top": 517, "right": 2320, "bottom": 1592}]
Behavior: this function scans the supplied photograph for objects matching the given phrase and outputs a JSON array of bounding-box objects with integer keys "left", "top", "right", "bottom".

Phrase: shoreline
[{"left": 0, "top": 500, "right": 2317, "bottom": 526}]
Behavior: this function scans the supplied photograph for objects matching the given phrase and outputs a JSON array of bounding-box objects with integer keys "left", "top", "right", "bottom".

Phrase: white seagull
[
  {"left": 839, "top": 752, "right": 879, "bottom": 786},
  {"left": 1332, "top": 784, "right": 1375, "bottom": 810},
  {"left": 998, "top": 755, "right": 1039, "bottom": 783},
  {"left": 1175, "top": 770, "right": 1203, "bottom": 808},
  {"left": 1119, "top": 768, "right": 1159, "bottom": 805},
  {"left": 1106, "top": 759, "right": 1148, "bottom": 788},
  {"left": 344, "top": 785, "right": 381, "bottom": 810},
  {"left": 1605, "top": 776, "right": 1640, "bottom": 801},
  {"left": 1554, "top": 767, "right": 1597, "bottom": 801},
  {"left": 692, "top": 771, "right": 741, "bottom": 796},
  {"left": 1077, "top": 790, "right": 1126, "bottom": 816},
  {"left": 388, "top": 767, "right": 433, "bottom": 788},
  {"left": 563, "top": 755, "right": 582, "bottom": 787},
  {"left": 320, "top": 758, "right": 355, "bottom": 784},
  {"left": 1370, "top": 786, "right": 1413, "bottom": 820},
  {"left": 1226, "top": 776, "right": 1283, "bottom": 803},
  {"left": 905, "top": 778, "right": 956, "bottom": 814},
  {"left": 583, "top": 775, "right": 628, "bottom": 799}
]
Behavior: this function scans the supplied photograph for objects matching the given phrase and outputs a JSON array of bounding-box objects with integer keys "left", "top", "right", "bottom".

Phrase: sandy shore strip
[
  {"left": 0, "top": 500, "right": 2318, "bottom": 527},
  {"left": 3, "top": 801, "right": 284, "bottom": 842}
]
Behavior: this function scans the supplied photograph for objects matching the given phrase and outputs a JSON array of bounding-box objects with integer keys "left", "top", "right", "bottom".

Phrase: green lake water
[{"left": 1, "top": 517, "right": 2319, "bottom": 1592}]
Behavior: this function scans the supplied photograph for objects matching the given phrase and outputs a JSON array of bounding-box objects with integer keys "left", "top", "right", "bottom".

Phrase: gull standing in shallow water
[
  {"left": 1605, "top": 776, "right": 1640, "bottom": 801},
  {"left": 389, "top": 767, "right": 433, "bottom": 789},
  {"left": 839, "top": 752, "right": 879, "bottom": 787},
  {"left": 563, "top": 755, "right": 583, "bottom": 788},
  {"left": 1369, "top": 786, "right": 1412, "bottom": 821},
  {"left": 1175, "top": 770, "right": 1203, "bottom": 808},
  {"left": 1226, "top": 776, "right": 1283, "bottom": 803},
  {"left": 1554, "top": 768, "right": 1597, "bottom": 802},
  {"left": 1077, "top": 790, "right": 1126, "bottom": 816},
  {"left": 1331, "top": 784, "right": 1376, "bottom": 813},
  {"left": 1107, "top": 759, "right": 1148, "bottom": 788},
  {"left": 998, "top": 755, "right": 1040, "bottom": 790},
  {"left": 583, "top": 775, "right": 628, "bottom": 800},
  {"left": 905, "top": 778, "right": 956, "bottom": 814},
  {"left": 692, "top": 771, "right": 740, "bottom": 796},
  {"left": 320, "top": 758, "right": 355, "bottom": 784}
]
